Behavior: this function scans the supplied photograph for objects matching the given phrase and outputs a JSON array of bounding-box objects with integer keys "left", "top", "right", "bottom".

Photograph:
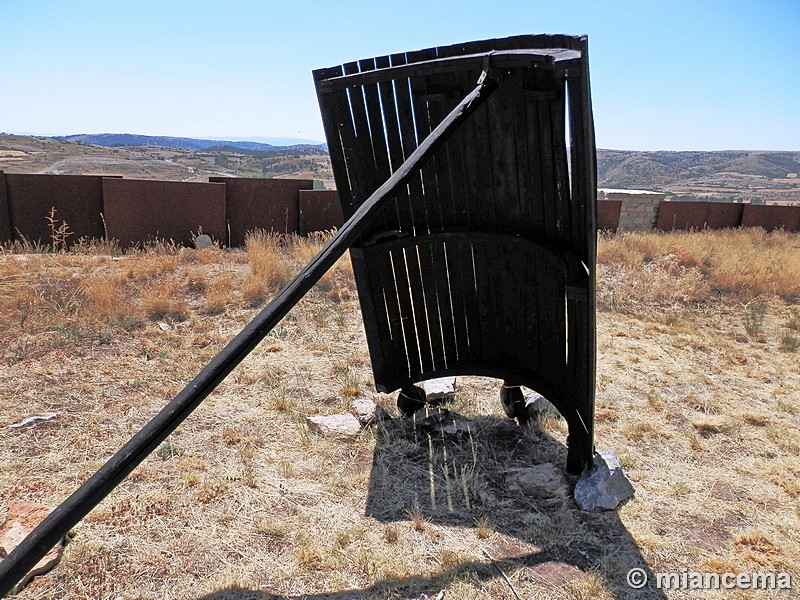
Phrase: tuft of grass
[
  {"left": 245, "top": 230, "right": 295, "bottom": 291},
  {"left": 339, "top": 370, "right": 362, "bottom": 397},
  {"left": 253, "top": 515, "right": 289, "bottom": 548},
  {"left": 780, "top": 333, "right": 799, "bottom": 352},
  {"left": 203, "top": 273, "right": 233, "bottom": 315},
  {"left": 786, "top": 307, "right": 800, "bottom": 331},
  {"left": 474, "top": 517, "right": 494, "bottom": 539},
  {"left": 743, "top": 302, "right": 768, "bottom": 337},
  {"left": 382, "top": 525, "right": 399, "bottom": 544},
  {"left": 142, "top": 281, "right": 189, "bottom": 321},
  {"left": 157, "top": 442, "right": 177, "bottom": 460},
  {"left": 732, "top": 533, "right": 786, "bottom": 568}
]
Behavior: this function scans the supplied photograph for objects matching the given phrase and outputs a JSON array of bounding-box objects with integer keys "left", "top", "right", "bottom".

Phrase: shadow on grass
[{"left": 199, "top": 407, "right": 665, "bottom": 600}]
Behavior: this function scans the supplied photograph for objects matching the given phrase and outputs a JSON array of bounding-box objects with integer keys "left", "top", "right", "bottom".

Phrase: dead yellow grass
[
  {"left": 599, "top": 228, "right": 800, "bottom": 301},
  {"left": 244, "top": 229, "right": 296, "bottom": 291},
  {"left": 0, "top": 228, "right": 798, "bottom": 599}
]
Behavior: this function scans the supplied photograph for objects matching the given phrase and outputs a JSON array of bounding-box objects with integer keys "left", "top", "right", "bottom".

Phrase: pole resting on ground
[{"left": 0, "top": 66, "right": 498, "bottom": 597}]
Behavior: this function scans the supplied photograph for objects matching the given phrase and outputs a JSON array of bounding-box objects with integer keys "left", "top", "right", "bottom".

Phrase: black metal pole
[{"left": 0, "top": 71, "right": 497, "bottom": 597}]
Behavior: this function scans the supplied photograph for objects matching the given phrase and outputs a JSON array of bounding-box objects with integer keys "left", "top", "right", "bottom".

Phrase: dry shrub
[
  {"left": 0, "top": 272, "right": 38, "bottom": 327},
  {"left": 126, "top": 252, "right": 180, "bottom": 281},
  {"left": 185, "top": 269, "right": 207, "bottom": 294},
  {"left": 241, "top": 273, "right": 268, "bottom": 307},
  {"left": 598, "top": 229, "right": 800, "bottom": 307},
  {"left": 732, "top": 533, "right": 786, "bottom": 568},
  {"left": 244, "top": 229, "right": 354, "bottom": 297},
  {"left": 204, "top": 273, "right": 234, "bottom": 315},
  {"left": 141, "top": 280, "right": 189, "bottom": 321},
  {"left": 245, "top": 230, "right": 295, "bottom": 291},
  {"left": 85, "top": 276, "right": 126, "bottom": 321},
  {"left": 290, "top": 230, "right": 355, "bottom": 293},
  {"left": 598, "top": 261, "right": 710, "bottom": 309}
]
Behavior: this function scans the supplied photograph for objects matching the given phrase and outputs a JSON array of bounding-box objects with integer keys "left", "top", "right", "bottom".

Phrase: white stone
[
  {"left": 194, "top": 234, "right": 213, "bottom": 249},
  {"left": 306, "top": 414, "right": 361, "bottom": 437},
  {"left": 574, "top": 450, "right": 635, "bottom": 512},
  {"left": 8, "top": 413, "right": 57, "bottom": 429},
  {"left": 422, "top": 377, "right": 457, "bottom": 401},
  {"left": 350, "top": 398, "right": 390, "bottom": 426},
  {"left": 524, "top": 391, "right": 561, "bottom": 418}
]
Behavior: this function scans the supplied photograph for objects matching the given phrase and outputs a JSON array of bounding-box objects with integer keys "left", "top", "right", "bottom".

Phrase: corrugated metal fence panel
[
  {"left": 0, "top": 172, "right": 10, "bottom": 243},
  {"left": 103, "top": 178, "right": 226, "bottom": 247},
  {"left": 299, "top": 190, "right": 343, "bottom": 235},
  {"left": 741, "top": 204, "right": 800, "bottom": 232},
  {"left": 210, "top": 177, "right": 313, "bottom": 246},
  {"left": 596, "top": 199, "right": 621, "bottom": 231},
  {"left": 5, "top": 174, "right": 107, "bottom": 245}
]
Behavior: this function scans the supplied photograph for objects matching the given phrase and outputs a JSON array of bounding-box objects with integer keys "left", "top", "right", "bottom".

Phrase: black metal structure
[{"left": 313, "top": 34, "right": 597, "bottom": 474}]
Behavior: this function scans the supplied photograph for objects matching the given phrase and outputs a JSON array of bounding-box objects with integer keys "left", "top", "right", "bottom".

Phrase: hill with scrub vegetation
[{"left": 2, "top": 134, "right": 799, "bottom": 203}]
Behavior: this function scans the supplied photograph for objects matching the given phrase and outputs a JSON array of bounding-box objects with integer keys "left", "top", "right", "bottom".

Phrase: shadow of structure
[{"left": 198, "top": 396, "right": 665, "bottom": 600}]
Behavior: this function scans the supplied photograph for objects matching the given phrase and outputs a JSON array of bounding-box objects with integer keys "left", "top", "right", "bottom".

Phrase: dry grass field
[{"left": 1, "top": 228, "right": 798, "bottom": 599}]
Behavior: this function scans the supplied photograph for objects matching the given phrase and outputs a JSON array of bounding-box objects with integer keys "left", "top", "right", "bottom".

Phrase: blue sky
[{"left": 2, "top": 0, "right": 798, "bottom": 150}]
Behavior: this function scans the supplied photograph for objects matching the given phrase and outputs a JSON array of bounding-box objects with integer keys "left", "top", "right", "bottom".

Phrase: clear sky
[{"left": 2, "top": 0, "right": 798, "bottom": 150}]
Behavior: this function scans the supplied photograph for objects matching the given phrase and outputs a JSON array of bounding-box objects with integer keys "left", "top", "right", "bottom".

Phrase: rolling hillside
[{"left": 2, "top": 134, "right": 799, "bottom": 202}]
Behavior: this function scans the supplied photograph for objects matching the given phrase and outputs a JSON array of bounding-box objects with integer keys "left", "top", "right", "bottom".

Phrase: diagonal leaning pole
[{"left": 0, "top": 67, "right": 498, "bottom": 597}]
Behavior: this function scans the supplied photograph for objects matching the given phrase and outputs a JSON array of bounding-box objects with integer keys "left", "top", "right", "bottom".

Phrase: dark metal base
[
  {"left": 500, "top": 382, "right": 530, "bottom": 425},
  {"left": 397, "top": 385, "right": 426, "bottom": 417}
]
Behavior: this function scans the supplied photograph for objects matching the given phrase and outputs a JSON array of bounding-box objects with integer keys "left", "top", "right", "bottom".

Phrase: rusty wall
[
  {"left": 741, "top": 204, "right": 800, "bottom": 232},
  {"left": 657, "top": 201, "right": 745, "bottom": 231},
  {"left": 5, "top": 173, "right": 107, "bottom": 245},
  {"left": 0, "top": 172, "right": 10, "bottom": 243},
  {"left": 103, "top": 178, "right": 226, "bottom": 247},
  {"left": 596, "top": 199, "right": 621, "bottom": 231},
  {"left": 210, "top": 177, "right": 313, "bottom": 246},
  {"left": 299, "top": 190, "right": 343, "bottom": 235},
  {"left": 657, "top": 202, "right": 709, "bottom": 231},
  {"left": 704, "top": 203, "right": 744, "bottom": 230}
]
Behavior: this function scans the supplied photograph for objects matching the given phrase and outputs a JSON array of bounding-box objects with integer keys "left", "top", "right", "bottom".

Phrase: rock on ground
[
  {"left": 350, "top": 398, "right": 391, "bottom": 426},
  {"left": 506, "top": 463, "right": 570, "bottom": 499},
  {"left": 0, "top": 501, "right": 64, "bottom": 593},
  {"left": 412, "top": 407, "right": 472, "bottom": 437},
  {"left": 422, "top": 377, "right": 457, "bottom": 401},
  {"left": 574, "top": 449, "right": 635, "bottom": 512},
  {"left": 193, "top": 234, "right": 213, "bottom": 249},
  {"left": 306, "top": 414, "right": 362, "bottom": 437},
  {"left": 524, "top": 391, "right": 561, "bottom": 418}
]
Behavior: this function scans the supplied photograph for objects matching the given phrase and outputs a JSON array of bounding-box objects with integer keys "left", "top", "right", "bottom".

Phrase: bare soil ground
[{"left": 1, "top": 229, "right": 798, "bottom": 599}]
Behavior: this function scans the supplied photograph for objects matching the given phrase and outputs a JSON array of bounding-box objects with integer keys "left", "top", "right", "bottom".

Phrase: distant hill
[
  {"left": 58, "top": 133, "right": 327, "bottom": 153},
  {"left": 0, "top": 134, "right": 334, "bottom": 185},
  {"left": 598, "top": 149, "right": 800, "bottom": 186},
  {"left": 3, "top": 133, "right": 798, "bottom": 203},
  {"left": 597, "top": 149, "right": 800, "bottom": 203}
]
